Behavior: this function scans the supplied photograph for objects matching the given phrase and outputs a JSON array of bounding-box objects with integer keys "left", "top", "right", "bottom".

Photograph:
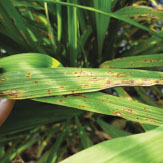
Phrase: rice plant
[{"left": 0, "top": 0, "right": 163, "bottom": 162}]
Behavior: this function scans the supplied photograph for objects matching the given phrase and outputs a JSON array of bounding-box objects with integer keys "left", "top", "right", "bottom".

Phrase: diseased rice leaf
[
  {"left": 100, "top": 54, "right": 163, "bottom": 69},
  {"left": 115, "top": 5, "right": 163, "bottom": 21},
  {"left": 0, "top": 67, "right": 162, "bottom": 99},
  {"left": 36, "top": 92, "right": 163, "bottom": 126},
  {"left": 33, "top": 0, "right": 163, "bottom": 39}
]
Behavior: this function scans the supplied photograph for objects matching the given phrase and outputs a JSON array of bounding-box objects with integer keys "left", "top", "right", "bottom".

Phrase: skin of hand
[{"left": 0, "top": 98, "right": 15, "bottom": 126}]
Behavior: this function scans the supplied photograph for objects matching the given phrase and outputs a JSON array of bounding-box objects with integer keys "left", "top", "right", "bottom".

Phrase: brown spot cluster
[
  {"left": 1, "top": 90, "right": 24, "bottom": 98},
  {"left": 59, "top": 85, "right": 65, "bottom": 88},
  {"left": 121, "top": 80, "right": 135, "bottom": 85},
  {"left": 74, "top": 70, "right": 93, "bottom": 77},
  {"left": 144, "top": 59, "right": 153, "bottom": 63}
]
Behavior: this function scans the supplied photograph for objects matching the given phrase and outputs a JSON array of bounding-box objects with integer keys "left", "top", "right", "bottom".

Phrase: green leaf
[
  {"left": 75, "top": 117, "right": 93, "bottom": 148},
  {"left": 56, "top": 0, "right": 62, "bottom": 42},
  {"left": 67, "top": 0, "right": 79, "bottom": 66},
  {"left": 0, "top": 100, "right": 82, "bottom": 136},
  {"left": 44, "top": 2, "right": 57, "bottom": 54},
  {"left": 36, "top": 92, "right": 163, "bottom": 126},
  {"left": 93, "top": 0, "right": 111, "bottom": 61},
  {"left": 123, "top": 36, "right": 163, "bottom": 57},
  {"left": 46, "top": 121, "right": 68, "bottom": 163},
  {"left": 61, "top": 125, "right": 163, "bottom": 163},
  {"left": 0, "top": 53, "right": 61, "bottom": 72},
  {"left": 0, "top": 0, "right": 46, "bottom": 53},
  {"left": 0, "top": 67, "right": 162, "bottom": 99},
  {"left": 1, "top": 133, "right": 44, "bottom": 162},
  {"left": 97, "top": 118, "right": 131, "bottom": 138},
  {"left": 100, "top": 54, "right": 163, "bottom": 69},
  {"left": 33, "top": 0, "right": 163, "bottom": 39},
  {"left": 115, "top": 5, "right": 163, "bottom": 21}
]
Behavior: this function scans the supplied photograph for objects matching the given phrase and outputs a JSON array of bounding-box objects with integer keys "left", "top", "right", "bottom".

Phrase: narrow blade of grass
[
  {"left": 67, "top": 0, "right": 78, "bottom": 66},
  {"left": 75, "top": 116, "right": 93, "bottom": 149},
  {"left": 34, "top": 0, "right": 163, "bottom": 39},
  {"left": 93, "top": 0, "right": 111, "bottom": 62}
]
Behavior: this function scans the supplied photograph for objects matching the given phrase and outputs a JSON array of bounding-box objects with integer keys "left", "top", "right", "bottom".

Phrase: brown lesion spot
[
  {"left": 47, "top": 90, "right": 51, "bottom": 95},
  {"left": 58, "top": 99, "right": 64, "bottom": 103},
  {"left": 113, "top": 112, "right": 124, "bottom": 117},
  {"left": 2, "top": 90, "right": 24, "bottom": 98},
  {"left": 0, "top": 78, "right": 8, "bottom": 81},
  {"left": 25, "top": 73, "right": 32, "bottom": 78},
  {"left": 145, "top": 118, "right": 156, "bottom": 123},
  {"left": 106, "top": 80, "right": 111, "bottom": 84},
  {"left": 90, "top": 77, "right": 101, "bottom": 82},
  {"left": 79, "top": 105, "right": 87, "bottom": 108},
  {"left": 34, "top": 80, "right": 38, "bottom": 84},
  {"left": 74, "top": 70, "right": 93, "bottom": 77},
  {"left": 144, "top": 59, "right": 153, "bottom": 63},
  {"left": 83, "top": 84, "right": 90, "bottom": 88},
  {"left": 124, "top": 109, "right": 134, "bottom": 114}
]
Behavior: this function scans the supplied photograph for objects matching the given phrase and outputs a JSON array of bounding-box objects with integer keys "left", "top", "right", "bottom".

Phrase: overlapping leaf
[
  {"left": 101, "top": 54, "right": 163, "bottom": 68},
  {"left": 36, "top": 92, "right": 163, "bottom": 126},
  {"left": 0, "top": 67, "right": 162, "bottom": 99},
  {"left": 0, "top": 100, "right": 82, "bottom": 136},
  {"left": 61, "top": 125, "right": 163, "bottom": 163},
  {"left": 33, "top": 0, "right": 163, "bottom": 39},
  {"left": 115, "top": 5, "right": 163, "bottom": 21},
  {"left": 0, "top": 53, "right": 163, "bottom": 126}
]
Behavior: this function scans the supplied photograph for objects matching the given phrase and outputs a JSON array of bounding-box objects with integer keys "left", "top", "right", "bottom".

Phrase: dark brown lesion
[{"left": 34, "top": 80, "right": 38, "bottom": 84}]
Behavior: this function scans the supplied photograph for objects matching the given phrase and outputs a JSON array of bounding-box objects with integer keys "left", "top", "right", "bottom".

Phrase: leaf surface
[{"left": 61, "top": 125, "right": 163, "bottom": 163}]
